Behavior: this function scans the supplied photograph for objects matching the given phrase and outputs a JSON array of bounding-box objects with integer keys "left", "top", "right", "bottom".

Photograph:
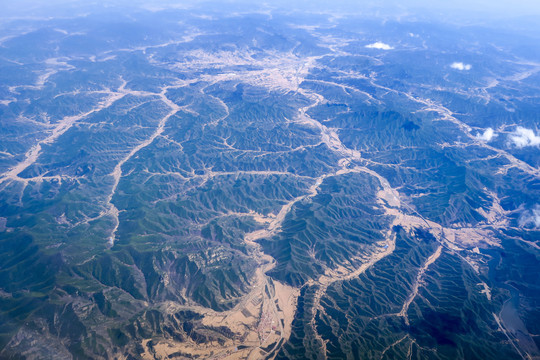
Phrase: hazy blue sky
[{"left": 3, "top": 0, "right": 540, "bottom": 20}]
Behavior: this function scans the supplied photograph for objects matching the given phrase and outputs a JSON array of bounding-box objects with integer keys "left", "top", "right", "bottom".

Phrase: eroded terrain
[{"left": 0, "top": 4, "right": 539, "bottom": 360}]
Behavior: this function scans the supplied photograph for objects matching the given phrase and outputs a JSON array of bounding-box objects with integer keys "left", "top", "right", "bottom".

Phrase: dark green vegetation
[
  {"left": 0, "top": 2, "right": 539, "bottom": 359},
  {"left": 278, "top": 228, "right": 516, "bottom": 360},
  {"left": 261, "top": 172, "right": 391, "bottom": 286}
]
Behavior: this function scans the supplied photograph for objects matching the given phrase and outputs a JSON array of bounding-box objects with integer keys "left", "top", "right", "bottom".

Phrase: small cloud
[
  {"left": 450, "top": 62, "right": 472, "bottom": 71},
  {"left": 365, "top": 42, "right": 394, "bottom": 50},
  {"left": 519, "top": 204, "right": 540, "bottom": 228},
  {"left": 53, "top": 28, "right": 68, "bottom": 35},
  {"left": 508, "top": 126, "right": 540, "bottom": 148},
  {"left": 475, "top": 128, "right": 496, "bottom": 142}
]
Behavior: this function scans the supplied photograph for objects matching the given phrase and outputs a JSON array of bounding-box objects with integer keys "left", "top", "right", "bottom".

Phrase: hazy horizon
[{"left": 3, "top": 0, "right": 540, "bottom": 19}]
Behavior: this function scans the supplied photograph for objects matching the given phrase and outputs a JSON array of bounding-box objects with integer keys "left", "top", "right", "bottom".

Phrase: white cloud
[
  {"left": 450, "top": 62, "right": 472, "bottom": 71},
  {"left": 519, "top": 205, "right": 540, "bottom": 228},
  {"left": 508, "top": 126, "right": 540, "bottom": 148},
  {"left": 475, "top": 127, "right": 496, "bottom": 142},
  {"left": 365, "top": 42, "right": 394, "bottom": 50}
]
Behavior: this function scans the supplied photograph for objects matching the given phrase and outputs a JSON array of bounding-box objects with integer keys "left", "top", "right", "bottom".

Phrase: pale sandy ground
[
  {"left": 142, "top": 269, "right": 299, "bottom": 360},
  {"left": 478, "top": 282, "right": 492, "bottom": 301},
  {"left": 139, "top": 181, "right": 304, "bottom": 360},
  {"left": 398, "top": 245, "right": 443, "bottom": 325},
  {"left": 0, "top": 89, "right": 126, "bottom": 184}
]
